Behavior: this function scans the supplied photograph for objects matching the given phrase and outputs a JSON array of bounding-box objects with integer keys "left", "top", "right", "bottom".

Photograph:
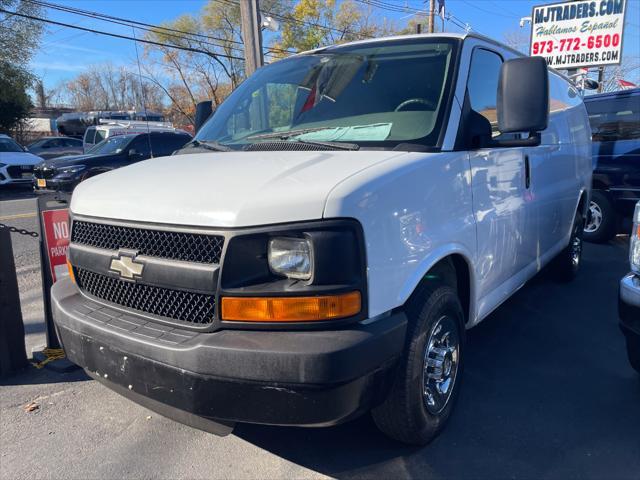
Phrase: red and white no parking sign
[{"left": 41, "top": 208, "right": 70, "bottom": 283}]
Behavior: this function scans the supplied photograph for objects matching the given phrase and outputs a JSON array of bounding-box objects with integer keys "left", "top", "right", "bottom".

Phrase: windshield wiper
[
  {"left": 181, "top": 139, "right": 234, "bottom": 152},
  {"left": 291, "top": 139, "right": 359, "bottom": 150},
  {"left": 246, "top": 128, "right": 359, "bottom": 151},
  {"left": 247, "top": 127, "right": 334, "bottom": 141}
]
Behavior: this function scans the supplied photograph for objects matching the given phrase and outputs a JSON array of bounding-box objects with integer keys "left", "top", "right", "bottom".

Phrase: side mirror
[
  {"left": 194, "top": 101, "right": 213, "bottom": 134},
  {"left": 583, "top": 78, "right": 600, "bottom": 91},
  {"left": 496, "top": 56, "right": 549, "bottom": 146}
]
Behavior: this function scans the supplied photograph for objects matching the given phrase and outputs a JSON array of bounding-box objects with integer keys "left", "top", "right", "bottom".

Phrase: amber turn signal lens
[
  {"left": 221, "top": 291, "right": 361, "bottom": 322},
  {"left": 67, "top": 259, "right": 76, "bottom": 283}
]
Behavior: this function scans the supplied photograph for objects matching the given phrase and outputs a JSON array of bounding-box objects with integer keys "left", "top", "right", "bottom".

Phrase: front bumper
[
  {"left": 52, "top": 278, "right": 407, "bottom": 429},
  {"left": 32, "top": 175, "right": 78, "bottom": 192},
  {"left": 619, "top": 273, "right": 640, "bottom": 339}
]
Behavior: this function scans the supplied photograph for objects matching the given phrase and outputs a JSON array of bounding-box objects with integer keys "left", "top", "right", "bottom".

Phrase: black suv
[
  {"left": 583, "top": 88, "right": 640, "bottom": 242},
  {"left": 33, "top": 131, "right": 191, "bottom": 192}
]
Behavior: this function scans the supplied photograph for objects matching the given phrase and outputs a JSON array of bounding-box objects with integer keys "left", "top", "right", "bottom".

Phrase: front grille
[
  {"left": 71, "top": 221, "right": 224, "bottom": 264},
  {"left": 7, "top": 165, "right": 33, "bottom": 179},
  {"left": 33, "top": 166, "right": 56, "bottom": 179},
  {"left": 76, "top": 268, "right": 215, "bottom": 325}
]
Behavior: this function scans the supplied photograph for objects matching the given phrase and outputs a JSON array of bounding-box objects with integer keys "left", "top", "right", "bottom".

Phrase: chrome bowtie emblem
[{"left": 110, "top": 254, "right": 144, "bottom": 279}]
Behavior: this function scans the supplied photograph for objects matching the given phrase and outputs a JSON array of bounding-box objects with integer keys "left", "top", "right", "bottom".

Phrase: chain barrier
[{"left": 0, "top": 222, "right": 39, "bottom": 238}]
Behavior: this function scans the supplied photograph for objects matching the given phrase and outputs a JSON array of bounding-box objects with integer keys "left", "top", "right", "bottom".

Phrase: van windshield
[
  {"left": 86, "top": 135, "right": 133, "bottom": 155},
  {"left": 196, "top": 39, "right": 457, "bottom": 150}
]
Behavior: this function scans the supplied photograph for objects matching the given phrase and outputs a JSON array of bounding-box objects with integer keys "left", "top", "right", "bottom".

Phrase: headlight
[
  {"left": 268, "top": 237, "right": 312, "bottom": 280},
  {"left": 57, "top": 165, "right": 86, "bottom": 174},
  {"left": 631, "top": 203, "right": 640, "bottom": 274}
]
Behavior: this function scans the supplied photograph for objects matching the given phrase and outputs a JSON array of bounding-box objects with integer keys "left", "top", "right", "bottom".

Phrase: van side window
[
  {"left": 84, "top": 128, "right": 95, "bottom": 145},
  {"left": 586, "top": 96, "right": 640, "bottom": 142},
  {"left": 94, "top": 129, "right": 106, "bottom": 144},
  {"left": 467, "top": 49, "right": 503, "bottom": 136}
]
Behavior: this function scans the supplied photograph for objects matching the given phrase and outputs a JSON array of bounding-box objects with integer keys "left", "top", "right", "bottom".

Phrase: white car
[
  {"left": 52, "top": 33, "right": 592, "bottom": 445},
  {"left": 0, "top": 135, "right": 44, "bottom": 186}
]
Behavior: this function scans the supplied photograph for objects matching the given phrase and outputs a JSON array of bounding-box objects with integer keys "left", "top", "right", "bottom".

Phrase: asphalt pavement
[{"left": 1, "top": 185, "right": 638, "bottom": 479}]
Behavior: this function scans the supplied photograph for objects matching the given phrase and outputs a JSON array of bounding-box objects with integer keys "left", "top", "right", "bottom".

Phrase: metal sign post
[{"left": 32, "top": 192, "right": 78, "bottom": 372}]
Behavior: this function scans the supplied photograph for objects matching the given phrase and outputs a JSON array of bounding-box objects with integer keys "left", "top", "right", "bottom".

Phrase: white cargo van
[
  {"left": 53, "top": 33, "right": 592, "bottom": 444},
  {"left": 82, "top": 121, "right": 183, "bottom": 152}
]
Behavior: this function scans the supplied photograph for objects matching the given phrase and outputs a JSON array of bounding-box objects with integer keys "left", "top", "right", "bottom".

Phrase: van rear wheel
[
  {"left": 584, "top": 191, "right": 616, "bottom": 243},
  {"left": 372, "top": 283, "right": 465, "bottom": 445}
]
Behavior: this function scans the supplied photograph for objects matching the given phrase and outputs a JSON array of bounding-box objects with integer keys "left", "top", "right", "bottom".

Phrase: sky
[{"left": 26, "top": 0, "right": 640, "bottom": 93}]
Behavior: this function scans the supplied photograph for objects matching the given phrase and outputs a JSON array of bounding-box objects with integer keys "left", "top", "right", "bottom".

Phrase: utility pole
[
  {"left": 240, "top": 0, "right": 263, "bottom": 77},
  {"left": 597, "top": 66, "right": 605, "bottom": 92},
  {"left": 428, "top": 0, "right": 436, "bottom": 33}
]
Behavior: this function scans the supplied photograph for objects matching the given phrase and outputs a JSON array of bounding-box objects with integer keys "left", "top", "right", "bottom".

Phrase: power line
[
  {"left": 355, "top": 0, "right": 423, "bottom": 15},
  {"left": 23, "top": 0, "right": 294, "bottom": 56},
  {"left": 0, "top": 7, "right": 245, "bottom": 61},
  {"left": 459, "top": 0, "right": 519, "bottom": 19},
  {"left": 213, "top": 0, "right": 370, "bottom": 39}
]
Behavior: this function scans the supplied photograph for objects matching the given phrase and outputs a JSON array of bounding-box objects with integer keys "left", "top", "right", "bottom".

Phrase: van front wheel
[
  {"left": 372, "top": 284, "right": 465, "bottom": 445},
  {"left": 552, "top": 209, "right": 584, "bottom": 282}
]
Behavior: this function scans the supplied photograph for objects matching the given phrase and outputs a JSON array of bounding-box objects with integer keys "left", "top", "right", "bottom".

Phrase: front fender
[{"left": 396, "top": 243, "right": 477, "bottom": 323}]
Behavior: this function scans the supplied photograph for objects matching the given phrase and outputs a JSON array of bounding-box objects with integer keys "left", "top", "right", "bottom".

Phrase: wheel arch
[
  {"left": 400, "top": 246, "right": 476, "bottom": 327},
  {"left": 577, "top": 188, "right": 589, "bottom": 219}
]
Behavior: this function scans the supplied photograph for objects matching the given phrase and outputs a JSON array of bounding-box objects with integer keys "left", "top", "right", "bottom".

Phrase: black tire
[
  {"left": 372, "top": 283, "right": 465, "bottom": 445},
  {"left": 584, "top": 191, "right": 616, "bottom": 243},
  {"left": 552, "top": 209, "right": 584, "bottom": 282},
  {"left": 626, "top": 334, "right": 640, "bottom": 374}
]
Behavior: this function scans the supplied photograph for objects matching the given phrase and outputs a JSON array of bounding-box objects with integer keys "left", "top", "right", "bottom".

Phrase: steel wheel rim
[
  {"left": 570, "top": 227, "right": 582, "bottom": 267},
  {"left": 422, "top": 315, "right": 460, "bottom": 415},
  {"left": 585, "top": 202, "right": 602, "bottom": 233}
]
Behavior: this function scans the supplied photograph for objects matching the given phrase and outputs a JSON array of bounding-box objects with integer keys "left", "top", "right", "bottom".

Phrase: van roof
[
  {"left": 583, "top": 87, "right": 640, "bottom": 102},
  {"left": 300, "top": 32, "right": 524, "bottom": 59}
]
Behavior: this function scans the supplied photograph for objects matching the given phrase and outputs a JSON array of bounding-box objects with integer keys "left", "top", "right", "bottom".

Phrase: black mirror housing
[
  {"left": 194, "top": 101, "right": 213, "bottom": 134},
  {"left": 497, "top": 56, "right": 549, "bottom": 134}
]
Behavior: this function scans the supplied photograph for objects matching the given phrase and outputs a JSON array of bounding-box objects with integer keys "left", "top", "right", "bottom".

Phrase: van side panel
[
  {"left": 535, "top": 74, "right": 592, "bottom": 256},
  {"left": 323, "top": 151, "right": 477, "bottom": 320}
]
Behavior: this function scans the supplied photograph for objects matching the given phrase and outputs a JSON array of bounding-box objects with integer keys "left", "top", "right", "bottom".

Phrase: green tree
[
  {"left": 142, "top": 0, "right": 292, "bottom": 124},
  {"left": 0, "top": 61, "right": 33, "bottom": 133},
  {"left": 0, "top": 0, "right": 44, "bottom": 65},
  {"left": 0, "top": 0, "right": 44, "bottom": 133},
  {"left": 273, "top": 0, "right": 396, "bottom": 53}
]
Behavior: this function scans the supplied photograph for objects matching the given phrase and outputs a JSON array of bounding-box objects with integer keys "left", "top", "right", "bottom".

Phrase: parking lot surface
[{"left": 1, "top": 187, "right": 638, "bottom": 480}]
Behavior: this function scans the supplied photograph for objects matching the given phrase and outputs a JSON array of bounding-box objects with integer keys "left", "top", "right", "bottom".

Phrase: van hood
[
  {"left": 70, "top": 150, "right": 408, "bottom": 227},
  {"left": 0, "top": 151, "right": 43, "bottom": 166}
]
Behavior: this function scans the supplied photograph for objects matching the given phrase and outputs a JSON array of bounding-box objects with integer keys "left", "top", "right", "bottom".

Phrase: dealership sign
[{"left": 530, "top": 0, "right": 627, "bottom": 69}]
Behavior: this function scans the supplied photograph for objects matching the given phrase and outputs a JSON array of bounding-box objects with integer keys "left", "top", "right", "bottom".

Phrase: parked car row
[
  {"left": 0, "top": 119, "right": 192, "bottom": 190},
  {"left": 33, "top": 130, "right": 192, "bottom": 192}
]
